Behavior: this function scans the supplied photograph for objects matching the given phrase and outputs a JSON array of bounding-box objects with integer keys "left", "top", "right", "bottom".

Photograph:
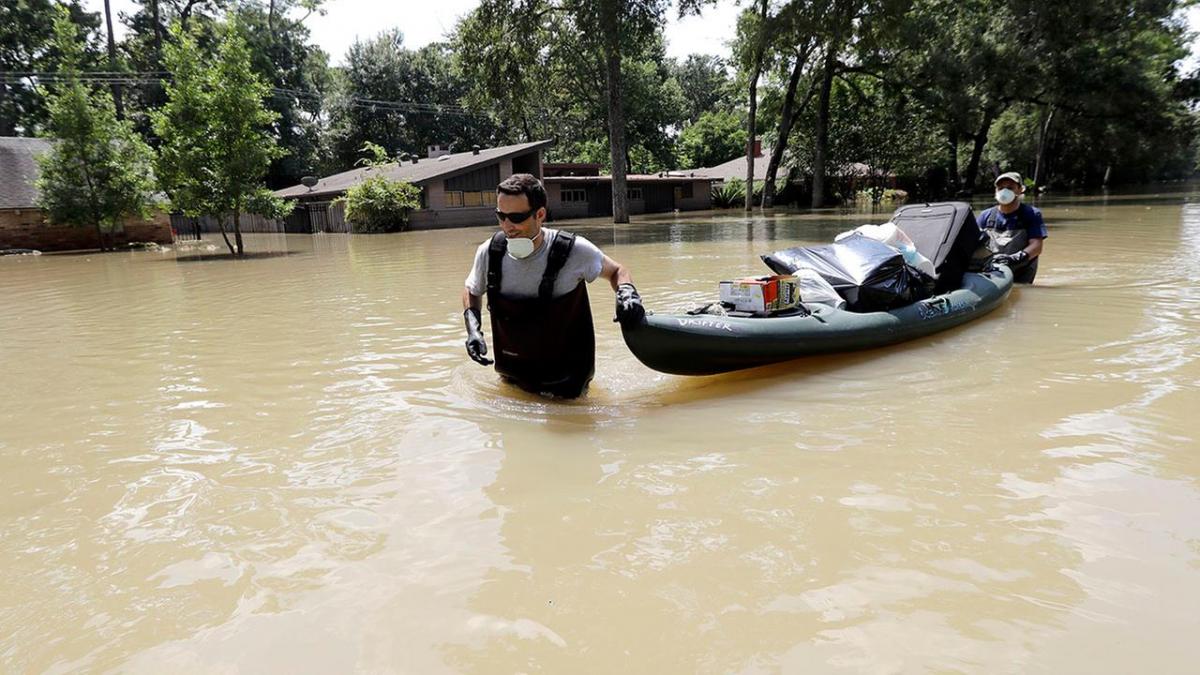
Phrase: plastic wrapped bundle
[{"left": 761, "top": 233, "right": 934, "bottom": 312}]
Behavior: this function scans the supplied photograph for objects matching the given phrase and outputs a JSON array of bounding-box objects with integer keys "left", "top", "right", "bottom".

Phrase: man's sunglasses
[{"left": 496, "top": 208, "right": 536, "bottom": 223}]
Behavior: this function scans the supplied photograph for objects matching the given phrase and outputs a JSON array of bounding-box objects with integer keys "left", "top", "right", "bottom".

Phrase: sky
[
  {"left": 82, "top": 1, "right": 1200, "bottom": 70},
  {"left": 84, "top": 0, "right": 743, "bottom": 65}
]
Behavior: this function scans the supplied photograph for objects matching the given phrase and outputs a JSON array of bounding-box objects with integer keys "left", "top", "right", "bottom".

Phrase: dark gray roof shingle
[
  {"left": 696, "top": 147, "right": 772, "bottom": 183},
  {"left": 0, "top": 137, "right": 52, "bottom": 209},
  {"left": 275, "top": 139, "right": 554, "bottom": 199}
]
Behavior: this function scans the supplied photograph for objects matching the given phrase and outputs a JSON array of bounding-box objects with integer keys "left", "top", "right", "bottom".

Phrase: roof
[
  {"left": 696, "top": 148, "right": 772, "bottom": 183},
  {"left": 0, "top": 137, "right": 52, "bottom": 209},
  {"left": 275, "top": 139, "right": 554, "bottom": 199},
  {"left": 697, "top": 150, "right": 894, "bottom": 181},
  {"left": 545, "top": 173, "right": 712, "bottom": 184}
]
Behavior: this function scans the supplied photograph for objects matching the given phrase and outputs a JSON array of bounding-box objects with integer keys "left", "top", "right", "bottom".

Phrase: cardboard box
[{"left": 718, "top": 275, "right": 801, "bottom": 315}]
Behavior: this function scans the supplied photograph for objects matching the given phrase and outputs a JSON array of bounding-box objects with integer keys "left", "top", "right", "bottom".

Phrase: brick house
[{"left": 0, "top": 136, "right": 173, "bottom": 252}]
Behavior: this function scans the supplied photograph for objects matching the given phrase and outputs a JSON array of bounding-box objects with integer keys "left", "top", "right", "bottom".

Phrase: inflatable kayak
[{"left": 620, "top": 266, "right": 1013, "bottom": 376}]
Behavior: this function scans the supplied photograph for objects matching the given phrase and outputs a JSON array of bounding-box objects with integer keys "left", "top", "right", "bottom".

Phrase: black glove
[
  {"left": 614, "top": 283, "right": 646, "bottom": 327},
  {"left": 463, "top": 308, "right": 493, "bottom": 366},
  {"left": 990, "top": 250, "right": 1028, "bottom": 269}
]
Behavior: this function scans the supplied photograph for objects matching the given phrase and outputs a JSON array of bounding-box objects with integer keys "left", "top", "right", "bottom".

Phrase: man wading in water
[
  {"left": 977, "top": 171, "right": 1048, "bottom": 283},
  {"left": 461, "top": 174, "right": 645, "bottom": 398}
]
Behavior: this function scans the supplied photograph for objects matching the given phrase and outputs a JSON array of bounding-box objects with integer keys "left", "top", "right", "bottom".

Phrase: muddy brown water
[{"left": 2, "top": 189, "right": 1199, "bottom": 673}]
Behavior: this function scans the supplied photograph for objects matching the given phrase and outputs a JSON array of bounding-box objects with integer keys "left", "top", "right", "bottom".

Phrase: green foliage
[
  {"left": 670, "top": 54, "right": 739, "bottom": 125},
  {"left": 152, "top": 19, "right": 286, "bottom": 255},
  {"left": 328, "top": 31, "right": 497, "bottom": 170},
  {"left": 0, "top": 0, "right": 102, "bottom": 135},
  {"left": 710, "top": 178, "right": 770, "bottom": 208},
  {"left": 452, "top": 1, "right": 684, "bottom": 175},
  {"left": 246, "top": 188, "right": 295, "bottom": 220},
  {"left": 34, "top": 9, "right": 156, "bottom": 252},
  {"left": 355, "top": 141, "right": 391, "bottom": 167},
  {"left": 339, "top": 176, "right": 421, "bottom": 233},
  {"left": 711, "top": 179, "right": 746, "bottom": 208},
  {"left": 677, "top": 110, "right": 748, "bottom": 169},
  {"left": 234, "top": 3, "right": 333, "bottom": 189}
]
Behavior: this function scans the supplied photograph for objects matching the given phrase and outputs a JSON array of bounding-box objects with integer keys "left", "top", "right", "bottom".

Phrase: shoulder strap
[
  {"left": 539, "top": 231, "right": 576, "bottom": 301},
  {"left": 486, "top": 231, "right": 507, "bottom": 294}
]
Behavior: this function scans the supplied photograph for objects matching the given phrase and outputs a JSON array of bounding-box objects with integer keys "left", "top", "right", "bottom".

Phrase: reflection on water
[{"left": 2, "top": 191, "right": 1199, "bottom": 673}]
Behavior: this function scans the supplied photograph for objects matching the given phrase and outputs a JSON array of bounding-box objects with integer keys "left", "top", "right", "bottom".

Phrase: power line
[{"left": 1, "top": 71, "right": 492, "bottom": 119}]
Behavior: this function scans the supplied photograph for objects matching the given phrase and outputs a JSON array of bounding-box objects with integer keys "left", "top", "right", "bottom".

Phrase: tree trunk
[
  {"left": 744, "top": 0, "right": 770, "bottom": 212},
  {"left": 762, "top": 51, "right": 809, "bottom": 208},
  {"left": 233, "top": 210, "right": 245, "bottom": 256},
  {"left": 151, "top": 0, "right": 163, "bottom": 64},
  {"left": 0, "top": 83, "right": 15, "bottom": 136},
  {"left": 1032, "top": 106, "right": 1055, "bottom": 188},
  {"left": 102, "top": 0, "right": 124, "bottom": 120},
  {"left": 744, "top": 79, "right": 759, "bottom": 212},
  {"left": 811, "top": 47, "right": 837, "bottom": 208},
  {"left": 947, "top": 131, "right": 960, "bottom": 193},
  {"left": 216, "top": 216, "right": 236, "bottom": 255},
  {"left": 963, "top": 106, "right": 999, "bottom": 192},
  {"left": 601, "top": 4, "right": 628, "bottom": 224},
  {"left": 96, "top": 223, "right": 107, "bottom": 252}
]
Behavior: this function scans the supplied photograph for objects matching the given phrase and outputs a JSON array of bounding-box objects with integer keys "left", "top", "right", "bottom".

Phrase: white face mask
[
  {"left": 995, "top": 188, "right": 1017, "bottom": 205},
  {"left": 506, "top": 236, "right": 536, "bottom": 259}
]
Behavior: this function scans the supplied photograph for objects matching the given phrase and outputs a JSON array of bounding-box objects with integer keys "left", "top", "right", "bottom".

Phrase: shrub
[
  {"left": 710, "top": 179, "right": 772, "bottom": 208},
  {"left": 340, "top": 176, "right": 421, "bottom": 233},
  {"left": 711, "top": 179, "right": 746, "bottom": 208}
]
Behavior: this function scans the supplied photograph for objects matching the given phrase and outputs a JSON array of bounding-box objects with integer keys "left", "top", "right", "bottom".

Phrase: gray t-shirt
[{"left": 464, "top": 227, "right": 605, "bottom": 300}]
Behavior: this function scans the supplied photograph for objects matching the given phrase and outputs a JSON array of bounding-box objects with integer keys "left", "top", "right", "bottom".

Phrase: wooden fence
[{"left": 169, "top": 201, "right": 349, "bottom": 236}]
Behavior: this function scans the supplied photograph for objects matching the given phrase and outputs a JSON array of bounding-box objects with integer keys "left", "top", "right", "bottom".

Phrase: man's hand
[
  {"left": 990, "top": 250, "right": 1028, "bottom": 269},
  {"left": 463, "top": 308, "right": 493, "bottom": 366},
  {"left": 614, "top": 283, "right": 646, "bottom": 327}
]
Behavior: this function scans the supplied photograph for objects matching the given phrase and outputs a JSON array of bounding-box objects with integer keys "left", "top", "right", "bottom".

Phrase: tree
[
  {"left": 35, "top": 9, "right": 156, "bottom": 252},
  {"left": 235, "top": 2, "right": 333, "bottom": 188},
  {"left": 0, "top": 0, "right": 102, "bottom": 135},
  {"left": 737, "top": 0, "right": 770, "bottom": 211},
  {"left": 454, "top": 0, "right": 672, "bottom": 224},
  {"left": 669, "top": 54, "right": 738, "bottom": 125},
  {"left": 676, "top": 110, "right": 747, "bottom": 168},
  {"left": 153, "top": 19, "right": 286, "bottom": 256},
  {"left": 328, "top": 30, "right": 497, "bottom": 172},
  {"left": 756, "top": 3, "right": 819, "bottom": 208}
]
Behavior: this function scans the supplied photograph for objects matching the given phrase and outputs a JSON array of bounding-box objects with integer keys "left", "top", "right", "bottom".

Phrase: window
[
  {"left": 445, "top": 190, "right": 490, "bottom": 208},
  {"left": 674, "top": 183, "right": 694, "bottom": 201},
  {"left": 626, "top": 186, "right": 643, "bottom": 200},
  {"left": 561, "top": 188, "right": 587, "bottom": 203}
]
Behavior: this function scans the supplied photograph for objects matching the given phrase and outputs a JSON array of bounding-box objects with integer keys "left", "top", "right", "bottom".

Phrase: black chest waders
[
  {"left": 985, "top": 207, "right": 1039, "bottom": 284},
  {"left": 485, "top": 231, "right": 595, "bottom": 398}
]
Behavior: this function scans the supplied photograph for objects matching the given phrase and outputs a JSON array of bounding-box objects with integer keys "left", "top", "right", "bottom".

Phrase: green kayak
[{"left": 620, "top": 266, "right": 1013, "bottom": 376}]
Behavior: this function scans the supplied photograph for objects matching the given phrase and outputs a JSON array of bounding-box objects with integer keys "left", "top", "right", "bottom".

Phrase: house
[
  {"left": 542, "top": 162, "right": 713, "bottom": 219},
  {"left": 698, "top": 140, "right": 896, "bottom": 195},
  {"left": 274, "top": 140, "right": 552, "bottom": 232},
  {"left": 0, "top": 136, "right": 173, "bottom": 252},
  {"left": 275, "top": 140, "right": 716, "bottom": 232}
]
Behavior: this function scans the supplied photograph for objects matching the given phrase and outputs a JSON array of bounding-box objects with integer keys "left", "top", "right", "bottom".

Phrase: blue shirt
[{"left": 976, "top": 203, "right": 1048, "bottom": 239}]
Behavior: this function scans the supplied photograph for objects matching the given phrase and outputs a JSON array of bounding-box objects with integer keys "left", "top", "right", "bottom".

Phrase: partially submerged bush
[
  {"left": 710, "top": 178, "right": 770, "bottom": 208},
  {"left": 340, "top": 176, "right": 421, "bottom": 233}
]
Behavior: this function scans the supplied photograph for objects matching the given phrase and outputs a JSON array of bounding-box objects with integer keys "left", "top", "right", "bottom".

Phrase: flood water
[{"left": 2, "top": 188, "right": 1199, "bottom": 673}]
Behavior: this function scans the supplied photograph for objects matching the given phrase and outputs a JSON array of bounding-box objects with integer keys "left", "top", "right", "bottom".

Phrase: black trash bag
[{"left": 761, "top": 233, "right": 934, "bottom": 312}]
